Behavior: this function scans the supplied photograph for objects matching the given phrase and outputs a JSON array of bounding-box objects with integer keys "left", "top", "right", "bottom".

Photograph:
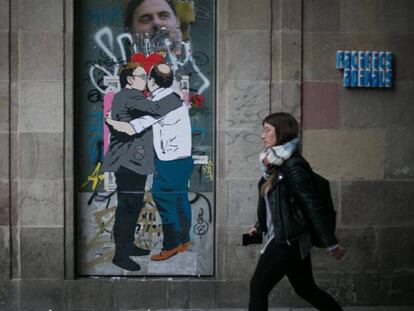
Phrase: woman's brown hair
[
  {"left": 260, "top": 113, "right": 299, "bottom": 196},
  {"left": 262, "top": 112, "right": 299, "bottom": 146}
]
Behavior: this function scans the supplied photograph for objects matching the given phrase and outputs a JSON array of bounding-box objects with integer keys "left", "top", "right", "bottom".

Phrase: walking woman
[{"left": 248, "top": 112, "right": 345, "bottom": 310}]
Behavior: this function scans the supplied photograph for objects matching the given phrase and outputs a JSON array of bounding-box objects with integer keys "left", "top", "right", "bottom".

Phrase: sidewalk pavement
[{"left": 123, "top": 307, "right": 413, "bottom": 311}]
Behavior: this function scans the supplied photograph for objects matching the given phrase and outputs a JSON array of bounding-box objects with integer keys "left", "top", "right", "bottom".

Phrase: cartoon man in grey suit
[
  {"left": 102, "top": 62, "right": 181, "bottom": 271},
  {"left": 106, "top": 63, "right": 194, "bottom": 262}
]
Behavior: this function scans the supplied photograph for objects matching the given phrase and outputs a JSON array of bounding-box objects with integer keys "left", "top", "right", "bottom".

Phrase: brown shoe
[
  {"left": 151, "top": 246, "right": 179, "bottom": 261},
  {"left": 177, "top": 241, "right": 191, "bottom": 253}
]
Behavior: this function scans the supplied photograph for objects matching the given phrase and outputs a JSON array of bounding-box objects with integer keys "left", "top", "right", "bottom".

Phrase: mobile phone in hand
[{"left": 242, "top": 232, "right": 263, "bottom": 246}]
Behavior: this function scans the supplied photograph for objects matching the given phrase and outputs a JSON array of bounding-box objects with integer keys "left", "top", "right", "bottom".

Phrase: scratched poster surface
[{"left": 76, "top": 0, "right": 215, "bottom": 276}]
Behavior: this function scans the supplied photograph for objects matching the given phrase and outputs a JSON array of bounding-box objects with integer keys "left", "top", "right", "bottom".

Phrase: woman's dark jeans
[{"left": 249, "top": 240, "right": 343, "bottom": 311}]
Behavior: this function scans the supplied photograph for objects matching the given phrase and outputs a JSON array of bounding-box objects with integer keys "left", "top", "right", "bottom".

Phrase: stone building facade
[{"left": 0, "top": 0, "right": 413, "bottom": 309}]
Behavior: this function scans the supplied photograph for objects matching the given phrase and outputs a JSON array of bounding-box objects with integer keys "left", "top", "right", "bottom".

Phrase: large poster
[{"left": 76, "top": 0, "right": 215, "bottom": 276}]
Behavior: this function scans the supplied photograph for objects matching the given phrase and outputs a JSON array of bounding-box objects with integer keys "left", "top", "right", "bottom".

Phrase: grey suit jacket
[{"left": 102, "top": 88, "right": 181, "bottom": 175}]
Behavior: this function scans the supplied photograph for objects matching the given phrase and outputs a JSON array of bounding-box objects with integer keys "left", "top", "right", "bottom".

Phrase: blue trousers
[{"left": 152, "top": 156, "right": 194, "bottom": 250}]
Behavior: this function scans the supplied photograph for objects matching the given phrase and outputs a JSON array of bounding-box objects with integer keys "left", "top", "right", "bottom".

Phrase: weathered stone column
[
  {"left": 0, "top": 0, "right": 11, "bottom": 308},
  {"left": 8, "top": 0, "right": 66, "bottom": 308}
]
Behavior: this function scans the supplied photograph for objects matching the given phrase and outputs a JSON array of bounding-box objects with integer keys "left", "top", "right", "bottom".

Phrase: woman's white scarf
[{"left": 259, "top": 138, "right": 300, "bottom": 179}]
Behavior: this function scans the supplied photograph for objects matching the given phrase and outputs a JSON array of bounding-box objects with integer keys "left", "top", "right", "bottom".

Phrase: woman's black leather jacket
[{"left": 256, "top": 153, "right": 338, "bottom": 247}]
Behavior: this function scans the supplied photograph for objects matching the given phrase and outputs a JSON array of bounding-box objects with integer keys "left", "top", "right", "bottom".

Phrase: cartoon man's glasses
[{"left": 132, "top": 74, "right": 147, "bottom": 81}]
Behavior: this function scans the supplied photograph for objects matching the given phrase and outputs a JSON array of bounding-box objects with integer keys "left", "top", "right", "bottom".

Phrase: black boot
[
  {"left": 112, "top": 245, "right": 141, "bottom": 271},
  {"left": 127, "top": 244, "right": 150, "bottom": 256}
]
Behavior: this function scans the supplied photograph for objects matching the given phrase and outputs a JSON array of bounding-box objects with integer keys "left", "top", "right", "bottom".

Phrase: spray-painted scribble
[
  {"left": 194, "top": 208, "right": 209, "bottom": 236},
  {"left": 78, "top": 191, "right": 213, "bottom": 275},
  {"left": 77, "top": 0, "right": 215, "bottom": 276}
]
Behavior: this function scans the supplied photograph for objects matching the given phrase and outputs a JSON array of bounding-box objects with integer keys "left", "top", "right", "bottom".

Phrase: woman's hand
[
  {"left": 262, "top": 156, "right": 270, "bottom": 166},
  {"left": 248, "top": 227, "right": 258, "bottom": 236},
  {"left": 329, "top": 246, "right": 345, "bottom": 260}
]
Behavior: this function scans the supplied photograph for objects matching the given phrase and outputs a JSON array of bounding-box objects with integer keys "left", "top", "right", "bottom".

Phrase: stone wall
[
  {"left": 0, "top": 0, "right": 413, "bottom": 309},
  {"left": 301, "top": 0, "right": 414, "bottom": 306}
]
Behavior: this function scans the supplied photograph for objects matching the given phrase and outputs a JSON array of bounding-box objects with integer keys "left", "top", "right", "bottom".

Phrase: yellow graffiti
[
  {"left": 84, "top": 192, "right": 164, "bottom": 269},
  {"left": 81, "top": 162, "right": 105, "bottom": 191},
  {"left": 174, "top": 0, "right": 195, "bottom": 42},
  {"left": 84, "top": 206, "right": 116, "bottom": 252},
  {"left": 85, "top": 250, "right": 115, "bottom": 270},
  {"left": 202, "top": 160, "right": 214, "bottom": 181},
  {"left": 135, "top": 192, "right": 163, "bottom": 249}
]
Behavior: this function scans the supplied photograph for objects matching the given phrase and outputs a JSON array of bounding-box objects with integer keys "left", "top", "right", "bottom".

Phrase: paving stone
[
  {"left": 340, "top": 0, "right": 381, "bottom": 33},
  {"left": 66, "top": 279, "right": 115, "bottom": 311},
  {"left": 0, "top": 226, "right": 10, "bottom": 280},
  {"left": 228, "top": 0, "right": 271, "bottom": 30},
  {"left": 217, "top": 0, "right": 228, "bottom": 31},
  {"left": 0, "top": 181, "right": 9, "bottom": 226},
  {"left": 303, "top": 32, "right": 345, "bottom": 82},
  {"left": 303, "top": 0, "right": 340, "bottom": 32},
  {"left": 341, "top": 181, "right": 414, "bottom": 226},
  {"left": 216, "top": 281, "right": 249, "bottom": 307},
  {"left": 270, "top": 82, "right": 282, "bottom": 112},
  {"left": 64, "top": 33, "right": 74, "bottom": 82},
  {"left": 0, "top": 31, "right": 9, "bottom": 81},
  {"left": 271, "top": 0, "right": 281, "bottom": 31},
  {"left": 312, "top": 227, "right": 377, "bottom": 273},
  {"left": 217, "top": 32, "right": 228, "bottom": 130},
  {"left": 0, "top": 82, "right": 9, "bottom": 132},
  {"left": 216, "top": 225, "right": 228, "bottom": 280},
  {"left": 167, "top": 281, "right": 217, "bottom": 308},
  {"left": 378, "top": 0, "right": 414, "bottom": 33},
  {"left": 9, "top": 82, "right": 17, "bottom": 134},
  {"left": 224, "top": 129, "right": 263, "bottom": 179},
  {"left": 280, "top": 31, "right": 302, "bottom": 81},
  {"left": 168, "top": 281, "right": 191, "bottom": 308},
  {"left": 187, "top": 281, "right": 217, "bottom": 308},
  {"left": 302, "top": 82, "right": 340, "bottom": 130},
  {"left": 222, "top": 225, "right": 261, "bottom": 280},
  {"left": 280, "top": 0, "right": 302, "bottom": 31},
  {"left": 19, "top": 280, "right": 65, "bottom": 311},
  {"left": 385, "top": 129, "right": 414, "bottom": 179},
  {"left": 340, "top": 82, "right": 414, "bottom": 129},
  {"left": 216, "top": 130, "right": 227, "bottom": 179},
  {"left": 0, "top": 280, "right": 18, "bottom": 311},
  {"left": 225, "top": 81, "right": 269, "bottom": 130},
  {"left": 20, "top": 32, "right": 63, "bottom": 81},
  {"left": 215, "top": 178, "right": 228, "bottom": 227},
  {"left": 226, "top": 31, "right": 270, "bottom": 82},
  {"left": 383, "top": 82, "right": 414, "bottom": 129},
  {"left": 227, "top": 179, "right": 259, "bottom": 226},
  {"left": 20, "top": 227, "right": 64, "bottom": 278},
  {"left": 19, "top": 81, "right": 64, "bottom": 132},
  {"left": 19, "top": 132, "right": 64, "bottom": 180},
  {"left": 374, "top": 226, "right": 414, "bottom": 271},
  {"left": 302, "top": 129, "right": 385, "bottom": 179},
  {"left": 0, "top": 133, "right": 8, "bottom": 179},
  {"left": 271, "top": 32, "right": 281, "bottom": 81},
  {"left": 10, "top": 227, "right": 18, "bottom": 278},
  {"left": 19, "top": 179, "right": 64, "bottom": 226},
  {"left": 387, "top": 35, "right": 414, "bottom": 82},
  {"left": 19, "top": 0, "right": 63, "bottom": 32},
  {"left": 270, "top": 81, "right": 301, "bottom": 121},
  {"left": 9, "top": 179, "right": 18, "bottom": 227},
  {"left": 340, "top": 87, "right": 387, "bottom": 129},
  {"left": 115, "top": 280, "right": 169, "bottom": 309},
  {"left": 0, "top": 0, "right": 9, "bottom": 30},
  {"left": 9, "top": 31, "right": 17, "bottom": 84},
  {"left": 303, "top": 32, "right": 386, "bottom": 82}
]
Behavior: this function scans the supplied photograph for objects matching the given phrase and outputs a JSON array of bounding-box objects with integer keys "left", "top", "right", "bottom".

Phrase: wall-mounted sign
[{"left": 336, "top": 50, "right": 393, "bottom": 88}]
